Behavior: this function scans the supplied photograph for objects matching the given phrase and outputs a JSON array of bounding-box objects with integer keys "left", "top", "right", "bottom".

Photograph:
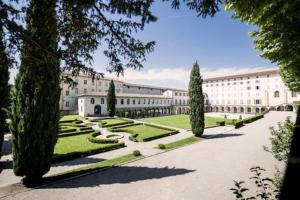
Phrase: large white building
[
  {"left": 203, "top": 68, "right": 300, "bottom": 114},
  {"left": 60, "top": 68, "right": 299, "bottom": 117},
  {"left": 60, "top": 72, "right": 189, "bottom": 117}
]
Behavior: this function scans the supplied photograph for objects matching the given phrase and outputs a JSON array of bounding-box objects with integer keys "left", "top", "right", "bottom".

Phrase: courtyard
[{"left": 0, "top": 111, "right": 294, "bottom": 199}]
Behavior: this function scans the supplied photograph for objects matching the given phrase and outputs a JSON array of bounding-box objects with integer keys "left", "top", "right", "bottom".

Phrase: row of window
[
  {"left": 174, "top": 92, "right": 188, "bottom": 97},
  {"left": 204, "top": 75, "right": 272, "bottom": 84},
  {"left": 90, "top": 98, "right": 171, "bottom": 105},
  {"left": 174, "top": 99, "right": 189, "bottom": 105},
  {"left": 65, "top": 88, "right": 122, "bottom": 95},
  {"left": 208, "top": 99, "right": 262, "bottom": 105}
]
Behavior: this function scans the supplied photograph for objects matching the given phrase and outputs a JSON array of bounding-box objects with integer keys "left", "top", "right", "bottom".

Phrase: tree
[
  {"left": 107, "top": 80, "right": 116, "bottom": 117},
  {"left": 188, "top": 62, "right": 205, "bottom": 137},
  {"left": 0, "top": 19, "right": 10, "bottom": 160},
  {"left": 3, "top": 0, "right": 156, "bottom": 182},
  {"left": 10, "top": 0, "right": 60, "bottom": 182}
]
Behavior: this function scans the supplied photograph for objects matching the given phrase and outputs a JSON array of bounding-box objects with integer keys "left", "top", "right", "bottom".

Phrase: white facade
[{"left": 203, "top": 68, "right": 300, "bottom": 113}]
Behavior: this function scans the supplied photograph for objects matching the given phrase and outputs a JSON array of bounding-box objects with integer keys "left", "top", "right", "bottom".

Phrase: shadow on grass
[
  {"left": 202, "top": 133, "right": 243, "bottom": 139},
  {"left": 52, "top": 157, "right": 105, "bottom": 167},
  {"left": 42, "top": 166, "right": 195, "bottom": 189}
]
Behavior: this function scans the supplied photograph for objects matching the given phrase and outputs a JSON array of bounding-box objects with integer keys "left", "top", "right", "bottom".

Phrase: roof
[
  {"left": 77, "top": 93, "right": 173, "bottom": 99},
  {"left": 62, "top": 72, "right": 124, "bottom": 83},
  {"left": 203, "top": 68, "right": 279, "bottom": 82}
]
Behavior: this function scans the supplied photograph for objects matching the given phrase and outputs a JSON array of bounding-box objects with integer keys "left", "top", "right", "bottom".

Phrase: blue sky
[{"left": 9, "top": 2, "right": 276, "bottom": 88}]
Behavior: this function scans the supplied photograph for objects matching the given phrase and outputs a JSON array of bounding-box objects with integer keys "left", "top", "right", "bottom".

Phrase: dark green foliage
[
  {"left": 0, "top": 22, "right": 10, "bottom": 160},
  {"left": 87, "top": 132, "right": 119, "bottom": 144},
  {"left": 188, "top": 62, "right": 205, "bottom": 136},
  {"left": 10, "top": 0, "right": 60, "bottom": 181},
  {"left": 132, "top": 150, "right": 141, "bottom": 156},
  {"left": 216, "top": 121, "right": 225, "bottom": 126},
  {"left": 107, "top": 80, "right": 116, "bottom": 117},
  {"left": 234, "top": 120, "right": 244, "bottom": 129},
  {"left": 158, "top": 144, "right": 166, "bottom": 149}
]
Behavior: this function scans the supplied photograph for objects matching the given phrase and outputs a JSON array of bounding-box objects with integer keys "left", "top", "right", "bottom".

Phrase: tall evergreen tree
[
  {"left": 107, "top": 80, "right": 116, "bottom": 117},
  {"left": 0, "top": 20, "right": 10, "bottom": 160},
  {"left": 10, "top": 0, "right": 60, "bottom": 181},
  {"left": 188, "top": 62, "right": 205, "bottom": 137}
]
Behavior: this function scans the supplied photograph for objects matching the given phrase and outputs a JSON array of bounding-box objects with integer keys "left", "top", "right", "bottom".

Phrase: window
[
  {"left": 292, "top": 91, "right": 297, "bottom": 97},
  {"left": 75, "top": 97, "right": 78, "bottom": 105},
  {"left": 65, "top": 101, "right": 69, "bottom": 107},
  {"left": 255, "top": 99, "right": 261, "bottom": 105},
  {"left": 133, "top": 99, "right": 135, "bottom": 104},
  {"left": 84, "top": 80, "right": 87, "bottom": 84},
  {"left": 121, "top": 99, "right": 124, "bottom": 105},
  {"left": 101, "top": 98, "right": 104, "bottom": 104},
  {"left": 255, "top": 80, "right": 260, "bottom": 84},
  {"left": 92, "top": 80, "right": 95, "bottom": 85},
  {"left": 274, "top": 91, "right": 280, "bottom": 98},
  {"left": 66, "top": 90, "right": 69, "bottom": 96},
  {"left": 144, "top": 99, "right": 146, "bottom": 104},
  {"left": 138, "top": 99, "right": 140, "bottom": 104},
  {"left": 175, "top": 99, "right": 178, "bottom": 105},
  {"left": 247, "top": 87, "right": 251, "bottom": 90},
  {"left": 256, "top": 86, "right": 260, "bottom": 90},
  {"left": 247, "top": 81, "right": 250, "bottom": 84},
  {"left": 91, "top": 98, "right": 95, "bottom": 104},
  {"left": 247, "top": 99, "right": 251, "bottom": 105},
  {"left": 127, "top": 99, "right": 130, "bottom": 104},
  {"left": 91, "top": 89, "right": 95, "bottom": 92},
  {"left": 148, "top": 99, "right": 150, "bottom": 104},
  {"left": 75, "top": 88, "right": 78, "bottom": 94},
  {"left": 84, "top": 88, "right": 87, "bottom": 94}
]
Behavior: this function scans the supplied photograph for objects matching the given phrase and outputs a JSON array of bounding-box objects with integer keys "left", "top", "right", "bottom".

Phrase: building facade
[
  {"left": 60, "top": 72, "right": 188, "bottom": 117},
  {"left": 203, "top": 68, "right": 300, "bottom": 114}
]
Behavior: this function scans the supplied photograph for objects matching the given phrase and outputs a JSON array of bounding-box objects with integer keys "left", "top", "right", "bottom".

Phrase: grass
[
  {"left": 140, "top": 114, "right": 233, "bottom": 129},
  {"left": 159, "top": 136, "right": 202, "bottom": 150},
  {"left": 60, "top": 115, "right": 86, "bottom": 122},
  {"left": 100, "top": 118, "right": 131, "bottom": 126},
  {"left": 53, "top": 133, "right": 124, "bottom": 160},
  {"left": 112, "top": 124, "right": 176, "bottom": 142}
]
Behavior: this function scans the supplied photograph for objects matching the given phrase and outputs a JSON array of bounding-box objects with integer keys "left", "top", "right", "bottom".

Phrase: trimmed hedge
[
  {"left": 142, "top": 130, "right": 179, "bottom": 142},
  {"left": 58, "top": 129, "right": 94, "bottom": 138},
  {"left": 234, "top": 114, "right": 264, "bottom": 129},
  {"left": 52, "top": 142, "right": 126, "bottom": 163},
  {"left": 59, "top": 128, "right": 77, "bottom": 134},
  {"left": 234, "top": 120, "right": 244, "bottom": 129},
  {"left": 90, "top": 117, "right": 114, "bottom": 122},
  {"left": 216, "top": 121, "right": 225, "bottom": 126},
  {"left": 87, "top": 132, "right": 119, "bottom": 144},
  {"left": 99, "top": 118, "right": 134, "bottom": 128}
]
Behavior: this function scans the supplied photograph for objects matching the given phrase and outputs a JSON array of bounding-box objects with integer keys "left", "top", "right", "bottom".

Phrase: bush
[
  {"left": 133, "top": 150, "right": 141, "bottom": 156},
  {"left": 234, "top": 120, "right": 244, "bottom": 129},
  {"left": 87, "top": 132, "right": 119, "bottom": 144},
  {"left": 52, "top": 142, "right": 125, "bottom": 163},
  {"left": 142, "top": 130, "right": 179, "bottom": 142},
  {"left": 158, "top": 144, "right": 166, "bottom": 149},
  {"left": 216, "top": 121, "right": 225, "bottom": 126}
]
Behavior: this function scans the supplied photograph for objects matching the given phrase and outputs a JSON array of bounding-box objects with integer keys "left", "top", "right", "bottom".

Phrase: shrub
[
  {"left": 158, "top": 144, "right": 166, "bottom": 149},
  {"left": 133, "top": 150, "right": 141, "bottom": 156},
  {"left": 87, "top": 132, "right": 119, "bottom": 144},
  {"left": 142, "top": 130, "right": 179, "bottom": 142},
  {"left": 216, "top": 121, "right": 225, "bottom": 126},
  {"left": 234, "top": 120, "right": 244, "bottom": 129}
]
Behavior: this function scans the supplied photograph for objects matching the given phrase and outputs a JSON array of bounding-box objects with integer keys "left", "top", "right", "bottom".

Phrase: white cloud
[{"left": 109, "top": 66, "right": 277, "bottom": 89}]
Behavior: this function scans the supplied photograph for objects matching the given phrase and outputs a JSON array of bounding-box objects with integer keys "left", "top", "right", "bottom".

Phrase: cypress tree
[
  {"left": 188, "top": 62, "right": 205, "bottom": 137},
  {"left": 107, "top": 80, "right": 116, "bottom": 117},
  {"left": 10, "top": 0, "right": 60, "bottom": 181},
  {"left": 0, "top": 21, "right": 10, "bottom": 160}
]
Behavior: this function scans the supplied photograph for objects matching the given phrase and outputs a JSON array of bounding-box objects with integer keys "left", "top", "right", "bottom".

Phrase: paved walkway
[
  {"left": 0, "top": 111, "right": 295, "bottom": 200},
  {"left": 0, "top": 118, "right": 232, "bottom": 188}
]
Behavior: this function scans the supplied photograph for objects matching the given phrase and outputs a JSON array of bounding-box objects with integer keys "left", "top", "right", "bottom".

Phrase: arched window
[
  {"left": 91, "top": 98, "right": 95, "bottom": 104},
  {"left": 101, "top": 98, "right": 104, "bottom": 104},
  {"left": 121, "top": 99, "right": 124, "bottom": 105},
  {"left": 274, "top": 91, "right": 280, "bottom": 98}
]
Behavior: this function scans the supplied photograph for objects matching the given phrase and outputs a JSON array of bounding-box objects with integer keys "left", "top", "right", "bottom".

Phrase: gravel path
[{"left": 1, "top": 111, "right": 295, "bottom": 200}]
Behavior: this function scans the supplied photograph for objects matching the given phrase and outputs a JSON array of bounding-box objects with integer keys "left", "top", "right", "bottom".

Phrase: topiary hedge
[
  {"left": 87, "top": 132, "right": 119, "bottom": 144},
  {"left": 234, "top": 120, "right": 244, "bottom": 129},
  {"left": 142, "top": 130, "right": 179, "bottom": 142},
  {"left": 58, "top": 129, "right": 94, "bottom": 138},
  {"left": 216, "top": 121, "right": 225, "bottom": 126},
  {"left": 52, "top": 142, "right": 126, "bottom": 163},
  {"left": 234, "top": 114, "right": 264, "bottom": 128}
]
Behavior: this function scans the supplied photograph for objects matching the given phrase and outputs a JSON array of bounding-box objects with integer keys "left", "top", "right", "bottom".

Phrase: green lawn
[
  {"left": 160, "top": 136, "right": 202, "bottom": 150},
  {"left": 112, "top": 124, "right": 177, "bottom": 142},
  {"left": 60, "top": 115, "right": 86, "bottom": 122},
  {"left": 100, "top": 118, "right": 131, "bottom": 126},
  {"left": 53, "top": 133, "right": 124, "bottom": 161},
  {"left": 140, "top": 114, "right": 233, "bottom": 129}
]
